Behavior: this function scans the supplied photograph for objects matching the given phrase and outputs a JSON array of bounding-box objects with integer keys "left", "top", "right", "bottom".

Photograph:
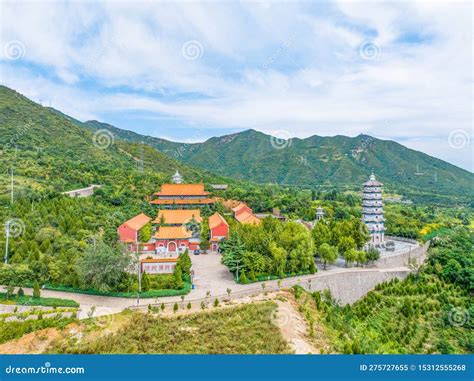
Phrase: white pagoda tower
[
  {"left": 362, "top": 172, "right": 385, "bottom": 246},
  {"left": 315, "top": 205, "right": 324, "bottom": 221},
  {"left": 172, "top": 170, "right": 183, "bottom": 184}
]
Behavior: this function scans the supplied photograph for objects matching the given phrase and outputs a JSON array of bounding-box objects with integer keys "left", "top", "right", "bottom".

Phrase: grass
[
  {"left": 0, "top": 316, "right": 77, "bottom": 345},
  {"left": 0, "top": 292, "right": 79, "bottom": 308},
  {"left": 39, "top": 281, "right": 191, "bottom": 298},
  {"left": 48, "top": 301, "right": 292, "bottom": 354}
]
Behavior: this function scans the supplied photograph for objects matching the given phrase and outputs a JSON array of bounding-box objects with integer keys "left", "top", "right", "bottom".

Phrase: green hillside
[
  {"left": 0, "top": 86, "right": 226, "bottom": 199},
  {"left": 82, "top": 121, "right": 473, "bottom": 203}
]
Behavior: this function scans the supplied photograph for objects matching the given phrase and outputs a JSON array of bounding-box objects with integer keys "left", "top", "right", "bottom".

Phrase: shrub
[{"left": 33, "top": 282, "right": 41, "bottom": 299}]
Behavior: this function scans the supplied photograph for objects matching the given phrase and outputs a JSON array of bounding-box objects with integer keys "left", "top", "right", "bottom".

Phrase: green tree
[
  {"left": 338, "top": 236, "right": 356, "bottom": 256},
  {"left": 312, "top": 222, "right": 331, "bottom": 248},
  {"left": 343, "top": 248, "right": 357, "bottom": 267},
  {"left": 178, "top": 250, "right": 192, "bottom": 276},
  {"left": 221, "top": 231, "right": 245, "bottom": 281},
  {"left": 141, "top": 272, "right": 150, "bottom": 292},
  {"left": 366, "top": 247, "right": 380, "bottom": 263},
  {"left": 355, "top": 250, "right": 367, "bottom": 266},
  {"left": 240, "top": 270, "right": 248, "bottom": 284},
  {"left": 173, "top": 264, "right": 184, "bottom": 289},
  {"left": 33, "top": 281, "right": 41, "bottom": 298},
  {"left": 352, "top": 220, "right": 370, "bottom": 249},
  {"left": 76, "top": 240, "right": 131, "bottom": 292},
  {"left": 200, "top": 219, "right": 210, "bottom": 252},
  {"left": 138, "top": 222, "right": 152, "bottom": 243},
  {"left": 318, "top": 243, "right": 338, "bottom": 269}
]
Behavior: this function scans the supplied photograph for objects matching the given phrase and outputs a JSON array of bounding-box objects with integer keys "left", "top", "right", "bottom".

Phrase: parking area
[{"left": 190, "top": 252, "right": 248, "bottom": 298}]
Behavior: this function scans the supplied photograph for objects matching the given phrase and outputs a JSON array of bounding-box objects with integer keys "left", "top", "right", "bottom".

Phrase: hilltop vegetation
[
  {"left": 84, "top": 120, "right": 474, "bottom": 205},
  {"left": 294, "top": 227, "right": 473, "bottom": 354},
  {"left": 48, "top": 302, "right": 291, "bottom": 354}
]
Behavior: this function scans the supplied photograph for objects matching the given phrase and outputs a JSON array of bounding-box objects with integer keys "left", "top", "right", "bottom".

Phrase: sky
[{"left": 0, "top": 0, "right": 472, "bottom": 172}]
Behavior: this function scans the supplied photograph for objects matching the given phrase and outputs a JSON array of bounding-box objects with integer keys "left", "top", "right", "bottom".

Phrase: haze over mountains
[{"left": 1, "top": 86, "right": 473, "bottom": 202}]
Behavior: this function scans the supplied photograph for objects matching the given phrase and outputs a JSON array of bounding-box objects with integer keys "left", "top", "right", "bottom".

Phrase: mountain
[
  {"left": 82, "top": 121, "right": 474, "bottom": 201},
  {"left": 0, "top": 86, "right": 224, "bottom": 199}
]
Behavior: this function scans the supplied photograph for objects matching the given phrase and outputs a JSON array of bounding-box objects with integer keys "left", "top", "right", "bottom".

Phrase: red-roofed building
[
  {"left": 118, "top": 213, "right": 151, "bottom": 243},
  {"left": 208, "top": 212, "right": 229, "bottom": 252}
]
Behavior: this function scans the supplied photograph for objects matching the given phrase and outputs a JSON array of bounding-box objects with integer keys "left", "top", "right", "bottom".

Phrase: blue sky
[{"left": 0, "top": 0, "right": 472, "bottom": 171}]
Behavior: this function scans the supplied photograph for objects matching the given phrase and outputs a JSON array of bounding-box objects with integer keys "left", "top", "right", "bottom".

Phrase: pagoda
[
  {"left": 172, "top": 170, "right": 183, "bottom": 184},
  {"left": 315, "top": 205, "right": 324, "bottom": 221},
  {"left": 362, "top": 172, "right": 385, "bottom": 246}
]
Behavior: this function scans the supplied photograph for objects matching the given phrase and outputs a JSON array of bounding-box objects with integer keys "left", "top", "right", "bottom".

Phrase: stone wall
[
  {"left": 376, "top": 241, "right": 430, "bottom": 269},
  {"left": 296, "top": 269, "right": 411, "bottom": 304}
]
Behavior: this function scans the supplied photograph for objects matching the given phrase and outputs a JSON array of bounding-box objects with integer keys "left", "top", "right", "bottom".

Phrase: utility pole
[
  {"left": 10, "top": 168, "right": 14, "bottom": 205},
  {"left": 4, "top": 222, "right": 10, "bottom": 264},
  {"left": 136, "top": 231, "right": 141, "bottom": 305}
]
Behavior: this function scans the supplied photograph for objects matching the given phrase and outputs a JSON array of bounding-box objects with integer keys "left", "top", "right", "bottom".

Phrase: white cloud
[{"left": 0, "top": 0, "right": 472, "bottom": 171}]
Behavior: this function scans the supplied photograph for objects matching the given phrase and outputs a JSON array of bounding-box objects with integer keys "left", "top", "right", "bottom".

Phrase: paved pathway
[{"left": 2, "top": 251, "right": 412, "bottom": 318}]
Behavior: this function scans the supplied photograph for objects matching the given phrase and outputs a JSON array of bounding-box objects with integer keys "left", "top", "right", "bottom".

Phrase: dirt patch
[
  {"left": 0, "top": 324, "right": 79, "bottom": 354},
  {"left": 273, "top": 292, "right": 317, "bottom": 354}
]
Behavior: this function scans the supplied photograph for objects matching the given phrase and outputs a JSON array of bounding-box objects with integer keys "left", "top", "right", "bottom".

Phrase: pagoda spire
[{"left": 172, "top": 170, "right": 183, "bottom": 184}]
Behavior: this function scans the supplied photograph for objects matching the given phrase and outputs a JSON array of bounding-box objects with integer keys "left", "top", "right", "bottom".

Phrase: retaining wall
[{"left": 376, "top": 241, "right": 430, "bottom": 269}]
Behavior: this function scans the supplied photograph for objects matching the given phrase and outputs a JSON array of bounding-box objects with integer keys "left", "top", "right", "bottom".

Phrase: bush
[{"left": 33, "top": 282, "right": 41, "bottom": 299}]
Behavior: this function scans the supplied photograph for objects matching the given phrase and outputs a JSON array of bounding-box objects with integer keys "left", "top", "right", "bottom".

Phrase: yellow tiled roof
[
  {"left": 154, "top": 226, "right": 192, "bottom": 239},
  {"left": 154, "top": 183, "right": 209, "bottom": 196},
  {"left": 154, "top": 209, "right": 202, "bottom": 225},
  {"left": 209, "top": 212, "right": 228, "bottom": 229},
  {"left": 123, "top": 213, "right": 151, "bottom": 231}
]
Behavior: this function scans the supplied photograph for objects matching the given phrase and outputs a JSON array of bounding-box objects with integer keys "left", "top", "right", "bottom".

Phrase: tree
[
  {"left": 240, "top": 270, "right": 248, "bottom": 284},
  {"left": 338, "top": 236, "right": 356, "bottom": 256},
  {"left": 187, "top": 302, "right": 192, "bottom": 310},
  {"left": 355, "top": 250, "right": 367, "bottom": 266},
  {"left": 312, "top": 222, "right": 331, "bottom": 249},
  {"left": 160, "top": 302, "right": 165, "bottom": 312},
  {"left": 351, "top": 220, "right": 370, "bottom": 249},
  {"left": 366, "top": 247, "right": 380, "bottom": 263},
  {"left": 178, "top": 250, "right": 192, "bottom": 276},
  {"left": 200, "top": 219, "right": 210, "bottom": 252},
  {"left": 138, "top": 222, "right": 152, "bottom": 243},
  {"left": 318, "top": 243, "right": 338, "bottom": 269},
  {"left": 221, "top": 231, "right": 245, "bottom": 281},
  {"left": 173, "top": 264, "right": 184, "bottom": 289},
  {"left": 33, "top": 281, "right": 41, "bottom": 298},
  {"left": 76, "top": 240, "right": 131, "bottom": 292},
  {"left": 343, "top": 248, "right": 357, "bottom": 267},
  {"left": 141, "top": 272, "right": 150, "bottom": 292},
  {"left": 173, "top": 302, "right": 179, "bottom": 313},
  {"left": 17, "top": 287, "right": 24, "bottom": 297},
  {"left": 213, "top": 298, "right": 219, "bottom": 307}
]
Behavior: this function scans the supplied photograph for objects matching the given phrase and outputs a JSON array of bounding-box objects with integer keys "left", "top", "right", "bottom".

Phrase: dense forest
[
  {"left": 1, "top": 85, "right": 473, "bottom": 299},
  {"left": 84, "top": 120, "right": 474, "bottom": 205},
  {"left": 294, "top": 227, "right": 473, "bottom": 354}
]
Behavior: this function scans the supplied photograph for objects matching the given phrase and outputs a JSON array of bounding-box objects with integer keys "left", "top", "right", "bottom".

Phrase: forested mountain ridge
[
  {"left": 82, "top": 119, "right": 474, "bottom": 202},
  {"left": 0, "top": 86, "right": 226, "bottom": 200}
]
